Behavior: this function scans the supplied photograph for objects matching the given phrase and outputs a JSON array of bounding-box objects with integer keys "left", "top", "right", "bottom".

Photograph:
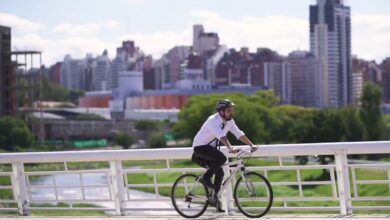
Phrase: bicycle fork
[{"left": 241, "top": 171, "right": 257, "bottom": 197}]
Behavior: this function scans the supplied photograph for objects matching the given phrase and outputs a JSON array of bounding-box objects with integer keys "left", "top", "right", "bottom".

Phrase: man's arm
[
  {"left": 239, "top": 135, "right": 258, "bottom": 152},
  {"left": 239, "top": 135, "right": 254, "bottom": 147},
  {"left": 230, "top": 120, "right": 257, "bottom": 151},
  {"left": 219, "top": 136, "right": 240, "bottom": 153}
]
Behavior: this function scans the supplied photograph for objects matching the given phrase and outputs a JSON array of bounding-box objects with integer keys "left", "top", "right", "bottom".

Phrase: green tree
[
  {"left": 382, "top": 115, "right": 390, "bottom": 140},
  {"left": 42, "top": 77, "right": 68, "bottom": 101},
  {"left": 359, "top": 81, "right": 383, "bottom": 141},
  {"left": 288, "top": 110, "right": 319, "bottom": 143},
  {"left": 271, "top": 105, "right": 313, "bottom": 143},
  {"left": 135, "top": 120, "right": 162, "bottom": 131},
  {"left": 173, "top": 92, "right": 270, "bottom": 145},
  {"left": 0, "top": 116, "right": 34, "bottom": 151},
  {"left": 250, "top": 90, "right": 280, "bottom": 107},
  {"left": 339, "top": 107, "right": 363, "bottom": 141},
  {"left": 114, "top": 132, "right": 135, "bottom": 149},
  {"left": 148, "top": 133, "right": 167, "bottom": 148},
  {"left": 68, "top": 90, "right": 85, "bottom": 104},
  {"left": 41, "top": 77, "right": 85, "bottom": 104}
]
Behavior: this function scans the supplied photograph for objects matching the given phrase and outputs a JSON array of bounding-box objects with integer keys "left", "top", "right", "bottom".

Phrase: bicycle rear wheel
[
  {"left": 171, "top": 173, "right": 209, "bottom": 218},
  {"left": 234, "top": 172, "right": 273, "bottom": 218}
]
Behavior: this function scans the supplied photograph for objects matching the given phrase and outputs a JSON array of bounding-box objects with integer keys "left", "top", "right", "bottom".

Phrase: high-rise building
[
  {"left": 286, "top": 51, "right": 322, "bottom": 107},
  {"left": 61, "top": 55, "right": 83, "bottom": 90},
  {"left": 110, "top": 53, "right": 126, "bottom": 89},
  {"left": 352, "top": 57, "right": 383, "bottom": 104},
  {"left": 264, "top": 62, "right": 290, "bottom": 104},
  {"left": 193, "top": 25, "right": 219, "bottom": 55},
  {"left": 381, "top": 58, "right": 390, "bottom": 103},
  {"left": 176, "top": 53, "right": 212, "bottom": 90},
  {"left": 80, "top": 54, "right": 94, "bottom": 91},
  {"left": 49, "top": 62, "right": 62, "bottom": 85},
  {"left": 156, "top": 46, "right": 191, "bottom": 89},
  {"left": 310, "top": 0, "right": 352, "bottom": 107},
  {"left": 0, "top": 25, "right": 16, "bottom": 116},
  {"left": 143, "top": 55, "right": 160, "bottom": 90},
  {"left": 92, "top": 50, "right": 111, "bottom": 91},
  {"left": 205, "top": 45, "right": 228, "bottom": 87},
  {"left": 215, "top": 48, "right": 282, "bottom": 88},
  {"left": 111, "top": 41, "right": 145, "bottom": 90},
  {"left": 352, "top": 71, "right": 363, "bottom": 105}
]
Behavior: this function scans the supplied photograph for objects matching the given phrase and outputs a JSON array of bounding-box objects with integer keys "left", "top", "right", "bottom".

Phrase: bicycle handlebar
[{"left": 237, "top": 150, "right": 252, "bottom": 158}]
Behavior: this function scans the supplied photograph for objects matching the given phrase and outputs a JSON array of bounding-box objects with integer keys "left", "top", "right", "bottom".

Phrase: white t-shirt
[{"left": 192, "top": 113, "right": 245, "bottom": 148}]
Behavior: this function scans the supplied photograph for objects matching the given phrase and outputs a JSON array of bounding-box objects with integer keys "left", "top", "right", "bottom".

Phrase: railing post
[
  {"left": 109, "top": 160, "right": 126, "bottom": 215},
  {"left": 220, "top": 149, "right": 234, "bottom": 215},
  {"left": 335, "top": 152, "right": 352, "bottom": 215},
  {"left": 221, "top": 165, "right": 234, "bottom": 215},
  {"left": 11, "top": 163, "right": 29, "bottom": 216}
]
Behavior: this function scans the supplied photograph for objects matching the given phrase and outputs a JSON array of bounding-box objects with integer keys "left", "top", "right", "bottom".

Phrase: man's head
[{"left": 216, "top": 99, "right": 235, "bottom": 121}]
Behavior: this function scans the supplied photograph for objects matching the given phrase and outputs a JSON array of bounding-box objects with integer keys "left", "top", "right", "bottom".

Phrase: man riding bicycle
[{"left": 191, "top": 99, "right": 258, "bottom": 212}]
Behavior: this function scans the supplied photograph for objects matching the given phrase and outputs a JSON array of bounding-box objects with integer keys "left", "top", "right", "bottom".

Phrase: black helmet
[{"left": 216, "top": 99, "right": 235, "bottom": 112}]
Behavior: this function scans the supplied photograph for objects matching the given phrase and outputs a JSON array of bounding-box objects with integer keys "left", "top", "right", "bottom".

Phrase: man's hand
[
  {"left": 229, "top": 147, "right": 241, "bottom": 154},
  {"left": 250, "top": 145, "right": 258, "bottom": 153}
]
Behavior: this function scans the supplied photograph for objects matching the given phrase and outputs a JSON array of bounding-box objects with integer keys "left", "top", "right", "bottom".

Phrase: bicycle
[{"left": 171, "top": 149, "right": 273, "bottom": 218}]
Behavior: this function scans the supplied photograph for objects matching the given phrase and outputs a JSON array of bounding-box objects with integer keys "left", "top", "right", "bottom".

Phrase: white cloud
[
  {"left": 190, "top": 10, "right": 308, "bottom": 55},
  {"left": 51, "top": 23, "right": 101, "bottom": 35},
  {"left": 118, "top": 30, "right": 192, "bottom": 58},
  {"left": 115, "top": 11, "right": 308, "bottom": 60},
  {"left": 0, "top": 12, "right": 45, "bottom": 34},
  {"left": 13, "top": 34, "right": 116, "bottom": 66},
  {"left": 104, "top": 20, "right": 120, "bottom": 29},
  {"left": 190, "top": 10, "right": 390, "bottom": 62},
  {"left": 124, "top": 0, "right": 148, "bottom": 5},
  {"left": 6, "top": 10, "right": 390, "bottom": 67},
  {"left": 353, "top": 14, "right": 390, "bottom": 61},
  {"left": 190, "top": 10, "right": 220, "bottom": 20}
]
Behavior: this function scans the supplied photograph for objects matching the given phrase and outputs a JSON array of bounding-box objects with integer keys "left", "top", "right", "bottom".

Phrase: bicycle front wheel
[
  {"left": 171, "top": 173, "right": 209, "bottom": 218},
  {"left": 234, "top": 172, "right": 273, "bottom": 218}
]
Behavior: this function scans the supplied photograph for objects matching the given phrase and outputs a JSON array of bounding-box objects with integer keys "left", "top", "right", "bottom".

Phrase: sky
[{"left": 0, "top": 0, "right": 389, "bottom": 66}]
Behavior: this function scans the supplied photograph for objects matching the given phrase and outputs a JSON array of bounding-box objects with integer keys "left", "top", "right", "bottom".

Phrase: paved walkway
[{"left": 2, "top": 215, "right": 390, "bottom": 220}]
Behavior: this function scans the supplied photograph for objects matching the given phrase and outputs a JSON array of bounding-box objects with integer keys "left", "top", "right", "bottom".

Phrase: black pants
[{"left": 192, "top": 145, "right": 227, "bottom": 194}]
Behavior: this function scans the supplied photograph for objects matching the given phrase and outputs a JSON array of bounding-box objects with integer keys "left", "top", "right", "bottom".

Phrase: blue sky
[{"left": 0, "top": 0, "right": 389, "bottom": 65}]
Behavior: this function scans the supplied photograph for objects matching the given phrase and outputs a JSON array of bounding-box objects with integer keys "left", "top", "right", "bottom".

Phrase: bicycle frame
[{"left": 216, "top": 157, "right": 247, "bottom": 198}]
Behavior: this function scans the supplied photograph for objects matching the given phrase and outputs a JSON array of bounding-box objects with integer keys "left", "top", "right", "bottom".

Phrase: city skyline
[{"left": 0, "top": 0, "right": 389, "bottom": 66}]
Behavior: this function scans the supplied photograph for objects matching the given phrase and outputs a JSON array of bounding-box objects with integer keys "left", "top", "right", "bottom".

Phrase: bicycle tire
[
  {"left": 171, "top": 173, "right": 209, "bottom": 218},
  {"left": 234, "top": 172, "right": 273, "bottom": 218}
]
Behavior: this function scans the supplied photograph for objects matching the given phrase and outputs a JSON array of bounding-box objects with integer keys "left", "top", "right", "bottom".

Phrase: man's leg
[
  {"left": 214, "top": 167, "right": 224, "bottom": 194},
  {"left": 191, "top": 153, "right": 207, "bottom": 168},
  {"left": 194, "top": 145, "right": 227, "bottom": 187}
]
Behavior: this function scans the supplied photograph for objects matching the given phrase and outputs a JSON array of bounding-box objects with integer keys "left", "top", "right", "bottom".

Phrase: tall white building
[
  {"left": 60, "top": 55, "right": 83, "bottom": 90},
  {"left": 110, "top": 53, "right": 126, "bottom": 90},
  {"left": 206, "top": 45, "right": 228, "bottom": 86},
  {"left": 92, "top": 50, "right": 110, "bottom": 91},
  {"left": 352, "top": 72, "right": 363, "bottom": 105},
  {"left": 310, "top": 0, "right": 352, "bottom": 107}
]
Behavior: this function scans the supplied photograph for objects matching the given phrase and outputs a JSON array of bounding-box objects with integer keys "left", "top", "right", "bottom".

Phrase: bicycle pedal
[{"left": 184, "top": 193, "right": 194, "bottom": 202}]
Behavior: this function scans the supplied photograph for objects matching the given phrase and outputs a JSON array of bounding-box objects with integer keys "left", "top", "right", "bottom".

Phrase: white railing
[{"left": 0, "top": 141, "right": 389, "bottom": 216}]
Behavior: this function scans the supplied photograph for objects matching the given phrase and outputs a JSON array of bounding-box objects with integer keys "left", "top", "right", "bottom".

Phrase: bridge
[{"left": 0, "top": 141, "right": 389, "bottom": 218}]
